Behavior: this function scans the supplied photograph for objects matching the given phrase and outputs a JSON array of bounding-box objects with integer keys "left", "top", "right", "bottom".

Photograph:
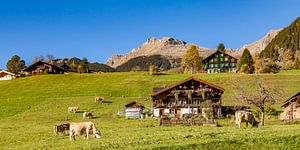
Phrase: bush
[
  {"left": 260, "top": 62, "right": 281, "bottom": 73},
  {"left": 265, "top": 106, "right": 278, "bottom": 116},
  {"left": 239, "top": 64, "right": 251, "bottom": 74}
]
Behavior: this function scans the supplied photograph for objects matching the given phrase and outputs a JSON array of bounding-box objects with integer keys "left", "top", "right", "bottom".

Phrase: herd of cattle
[
  {"left": 53, "top": 96, "right": 104, "bottom": 141},
  {"left": 54, "top": 96, "right": 259, "bottom": 141}
]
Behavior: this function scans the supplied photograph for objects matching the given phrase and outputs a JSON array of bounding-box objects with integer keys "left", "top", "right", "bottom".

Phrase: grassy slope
[{"left": 0, "top": 71, "right": 299, "bottom": 149}]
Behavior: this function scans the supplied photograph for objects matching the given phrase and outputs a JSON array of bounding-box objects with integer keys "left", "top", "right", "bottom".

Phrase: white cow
[
  {"left": 235, "top": 110, "right": 259, "bottom": 128},
  {"left": 69, "top": 122, "right": 101, "bottom": 141}
]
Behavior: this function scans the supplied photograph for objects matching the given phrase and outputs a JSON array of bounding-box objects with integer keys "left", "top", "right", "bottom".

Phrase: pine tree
[
  {"left": 217, "top": 43, "right": 225, "bottom": 52},
  {"left": 238, "top": 48, "right": 254, "bottom": 73},
  {"left": 182, "top": 45, "right": 202, "bottom": 74},
  {"left": 6, "top": 55, "right": 26, "bottom": 74}
]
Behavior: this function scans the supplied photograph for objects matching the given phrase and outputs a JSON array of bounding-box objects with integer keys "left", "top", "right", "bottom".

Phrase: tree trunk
[{"left": 261, "top": 111, "right": 264, "bottom": 126}]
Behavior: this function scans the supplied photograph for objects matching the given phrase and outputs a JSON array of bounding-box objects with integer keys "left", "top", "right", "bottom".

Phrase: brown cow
[
  {"left": 69, "top": 122, "right": 101, "bottom": 141},
  {"left": 95, "top": 97, "right": 104, "bottom": 103},
  {"left": 235, "top": 110, "right": 259, "bottom": 128},
  {"left": 53, "top": 123, "right": 70, "bottom": 136}
]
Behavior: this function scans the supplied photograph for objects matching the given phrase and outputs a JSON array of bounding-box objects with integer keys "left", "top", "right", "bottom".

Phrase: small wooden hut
[
  {"left": 0, "top": 70, "right": 15, "bottom": 80},
  {"left": 152, "top": 76, "right": 224, "bottom": 118},
  {"left": 280, "top": 92, "right": 300, "bottom": 120},
  {"left": 125, "top": 102, "right": 144, "bottom": 119}
]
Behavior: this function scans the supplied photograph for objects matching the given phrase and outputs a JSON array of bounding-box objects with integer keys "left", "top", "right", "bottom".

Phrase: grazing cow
[
  {"left": 95, "top": 97, "right": 104, "bottom": 103},
  {"left": 83, "top": 112, "right": 93, "bottom": 119},
  {"left": 235, "top": 110, "right": 259, "bottom": 128},
  {"left": 68, "top": 107, "right": 78, "bottom": 113},
  {"left": 53, "top": 123, "right": 70, "bottom": 136},
  {"left": 69, "top": 122, "right": 101, "bottom": 141}
]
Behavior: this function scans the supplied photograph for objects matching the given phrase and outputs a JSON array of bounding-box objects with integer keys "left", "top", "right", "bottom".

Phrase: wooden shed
[
  {"left": 280, "top": 92, "right": 300, "bottom": 120},
  {"left": 125, "top": 102, "right": 144, "bottom": 119}
]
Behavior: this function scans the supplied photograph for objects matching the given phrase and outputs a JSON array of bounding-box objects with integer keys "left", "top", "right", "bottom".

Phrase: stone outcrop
[{"left": 106, "top": 37, "right": 212, "bottom": 68}]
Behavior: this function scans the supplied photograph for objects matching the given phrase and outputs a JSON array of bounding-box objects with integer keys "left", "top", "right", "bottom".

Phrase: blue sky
[{"left": 1, "top": 0, "right": 300, "bottom": 69}]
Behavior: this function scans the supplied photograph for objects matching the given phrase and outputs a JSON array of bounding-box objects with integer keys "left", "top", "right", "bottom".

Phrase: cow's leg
[
  {"left": 86, "top": 128, "right": 89, "bottom": 139},
  {"left": 246, "top": 122, "right": 248, "bottom": 128},
  {"left": 238, "top": 122, "right": 241, "bottom": 128}
]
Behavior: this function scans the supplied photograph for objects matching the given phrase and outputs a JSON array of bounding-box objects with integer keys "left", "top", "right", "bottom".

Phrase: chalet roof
[
  {"left": 282, "top": 91, "right": 300, "bottom": 107},
  {"left": 152, "top": 76, "right": 224, "bottom": 97},
  {"left": 0, "top": 70, "right": 15, "bottom": 76},
  {"left": 125, "top": 102, "right": 144, "bottom": 108},
  {"left": 23, "top": 61, "right": 65, "bottom": 72},
  {"left": 202, "top": 50, "right": 238, "bottom": 63}
]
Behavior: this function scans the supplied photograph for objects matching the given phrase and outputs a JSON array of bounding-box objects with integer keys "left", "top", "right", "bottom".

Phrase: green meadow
[{"left": 0, "top": 71, "right": 300, "bottom": 149}]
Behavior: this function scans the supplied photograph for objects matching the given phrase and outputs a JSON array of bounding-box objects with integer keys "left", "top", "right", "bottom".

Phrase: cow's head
[{"left": 93, "top": 130, "right": 101, "bottom": 138}]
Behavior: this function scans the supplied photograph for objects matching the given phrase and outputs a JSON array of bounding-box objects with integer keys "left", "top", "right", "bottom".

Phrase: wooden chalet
[
  {"left": 280, "top": 92, "right": 300, "bottom": 120},
  {"left": 202, "top": 50, "right": 238, "bottom": 73},
  {"left": 57, "top": 63, "right": 71, "bottom": 72},
  {"left": 23, "top": 61, "right": 65, "bottom": 75},
  {"left": 152, "top": 77, "right": 224, "bottom": 118},
  {"left": 125, "top": 102, "right": 145, "bottom": 119},
  {"left": 0, "top": 70, "right": 15, "bottom": 80}
]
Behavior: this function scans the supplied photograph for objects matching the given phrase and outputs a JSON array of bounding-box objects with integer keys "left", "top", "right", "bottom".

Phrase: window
[
  {"left": 214, "top": 58, "right": 218, "bottom": 62},
  {"left": 220, "top": 64, "right": 224, "bottom": 67},
  {"left": 225, "top": 63, "right": 229, "bottom": 67},
  {"left": 220, "top": 57, "right": 224, "bottom": 62},
  {"left": 221, "top": 53, "right": 224, "bottom": 57},
  {"left": 231, "top": 63, "right": 236, "bottom": 67},
  {"left": 214, "top": 64, "right": 219, "bottom": 68},
  {"left": 205, "top": 64, "right": 208, "bottom": 69},
  {"left": 210, "top": 64, "right": 214, "bottom": 68},
  {"left": 210, "top": 59, "right": 214, "bottom": 62},
  {"left": 225, "top": 57, "right": 228, "bottom": 61}
]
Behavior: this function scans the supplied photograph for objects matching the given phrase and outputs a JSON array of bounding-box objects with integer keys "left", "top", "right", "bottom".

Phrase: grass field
[{"left": 0, "top": 71, "right": 300, "bottom": 149}]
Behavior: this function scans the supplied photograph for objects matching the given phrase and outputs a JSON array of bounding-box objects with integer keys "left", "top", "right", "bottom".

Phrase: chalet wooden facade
[
  {"left": 0, "top": 70, "right": 15, "bottom": 80},
  {"left": 152, "top": 77, "right": 224, "bottom": 118},
  {"left": 280, "top": 92, "right": 300, "bottom": 120},
  {"left": 125, "top": 102, "right": 144, "bottom": 119},
  {"left": 23, "top": 61, "right": 65, "bottom": 75},
  {"left": 202, "top": 50, "right": 238, "bottom": 73}
]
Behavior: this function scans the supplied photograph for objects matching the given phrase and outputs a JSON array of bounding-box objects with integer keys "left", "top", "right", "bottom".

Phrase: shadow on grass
[{"left": 102, "top": 101, "right": 113, "bottom": 104}]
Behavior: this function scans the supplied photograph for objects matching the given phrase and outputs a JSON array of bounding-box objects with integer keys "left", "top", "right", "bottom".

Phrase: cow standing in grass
[
  {"left": 68, "top": 107, "right": 78, "bottom": 113},
  {"left": 235, "top": 110, "right": 259, "bottom": 128},
  {"left": 95, "top": 97, "right": 104, "bottom": 103},
  {"left": 69, "top": 122, "right": 101, "bottom": 141},
  {"left": 83, "top": 112, "right": 93, "bottom": 119}
]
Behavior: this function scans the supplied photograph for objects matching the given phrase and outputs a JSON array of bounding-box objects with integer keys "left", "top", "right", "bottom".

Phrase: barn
[
  {"left": 125, "top": 102, "right": 144, "bottom": 119},
  {"left": 152, "top": 76, "right": 224, "bottom": 118},
  {"left": 0, "top": 70, "right": 15, "bottom": 80},
  {"left": 280, "top": 92, "right": 300, "bottom": 120}
]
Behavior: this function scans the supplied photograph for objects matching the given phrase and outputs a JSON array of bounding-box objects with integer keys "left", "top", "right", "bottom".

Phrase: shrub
[{"left": 260, "top": 62, "right": 281, "bottom": 73}]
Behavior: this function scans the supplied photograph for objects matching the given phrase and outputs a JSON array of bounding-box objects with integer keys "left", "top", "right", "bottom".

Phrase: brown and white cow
[
  {"left": 69, "top": 122, "right": 101, "bottom": 141},
  {"left": 95, "top": 97, "right": 104, "bottom": 103},
  {"left": 53, "top": 123, "right": 70, "bottom": 136},
  {"left": 68, "top": 107, "right": 78, "bottom": 113},
  {"left": 235, "top": 110, "right": 259, "bottom": 128},
  {"left": 83, "top": 112, "right": 93, "bottom": 119}
]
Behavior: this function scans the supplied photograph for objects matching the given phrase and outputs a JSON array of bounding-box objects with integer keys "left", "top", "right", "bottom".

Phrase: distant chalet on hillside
[
  {"left": 23, "top": 61, "right": 65, "bottom": 75},
  {"left": 152, "top": 77, "right": 224, "bottom": 118},
  {"left": 202, "top": 50, "right": 238, "bottom": 73},
  {"left": 0, "top": 70, "right": 15, "bottom": 80}
]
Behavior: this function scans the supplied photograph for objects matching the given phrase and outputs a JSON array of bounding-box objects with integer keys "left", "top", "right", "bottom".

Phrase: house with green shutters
[{"left": 202, "top": 50, "right": 238, "bottom": 73}]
